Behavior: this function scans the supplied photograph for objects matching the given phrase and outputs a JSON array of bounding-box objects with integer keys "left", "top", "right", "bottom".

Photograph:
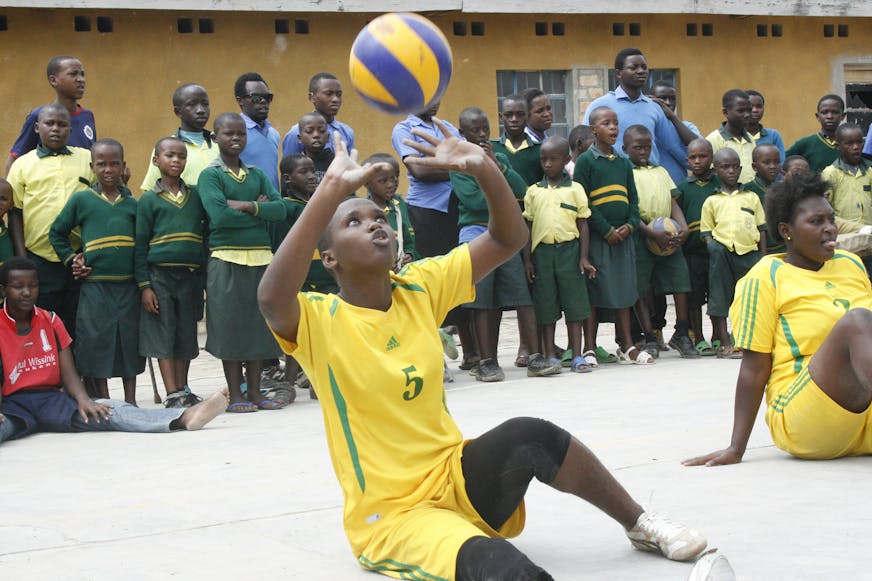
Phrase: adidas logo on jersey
[{"left": 386, "top": 336, "right": 400, "bottom": 351}]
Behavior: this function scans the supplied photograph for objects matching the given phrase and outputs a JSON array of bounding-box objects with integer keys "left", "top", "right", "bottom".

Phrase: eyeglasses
[{"left": 242, "top": 93, "right": 274, "bottom": 104}]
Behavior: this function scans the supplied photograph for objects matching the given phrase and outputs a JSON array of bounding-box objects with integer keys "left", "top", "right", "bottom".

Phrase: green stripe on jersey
[
  {"left": 358, "top": 555, "right": 448, "bottom": 581},
  {"left": 779, "top": 314, "right": 804, "bottom": 373},
  {"left": 328, "top": 365, "right": 365, "bottom": 492}
]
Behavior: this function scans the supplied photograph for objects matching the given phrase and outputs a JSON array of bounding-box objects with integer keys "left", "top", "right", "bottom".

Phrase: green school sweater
[
  {"left": 741, "top": 177, "right": 783, "bottom": 253},
  {"left": 49, "top": 186, "right": 137, "bottom": 282},
  {"left": 573, "top": 146, "right": 640, "bottom": 239},
  {"left": 197, "top": 160, "right": 285, "bottom": 252},
  {"left": 0, "top": 225, "right": 14, "bottom": 266},
  {"left": 275, "top": 194, "right": 335, "bottom": 291},
  {"left": 673, "top": 174, "right": 721, "bottom": 255},
  {"left": 134, "top": 179, "right": 207, "bottom": 289},
  {"left": 491, "top": 135, "right": 544, "bottom": 186},
  {"left": 451, "top": 152, "right": 527, "bottom": 228},
  {"left": 785, "top": 132, "right": 840, "bottom": 174}
]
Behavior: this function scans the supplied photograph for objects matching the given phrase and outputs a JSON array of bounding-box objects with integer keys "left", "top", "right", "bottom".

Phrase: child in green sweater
[
  {"left": 573, "top": 107, "right": 651, "bottom": 365},
  {"left": 198, "top": 113, "right": 287, "bottom": 413},
  {"left": 49, "top": 139, "right": 144, "bottom": 403},
  {"left": 135, "top": 136, "right": 207, "bottom": 408},
  {"left": 364, "top": 153, "right": 420, "bottom": 271}
]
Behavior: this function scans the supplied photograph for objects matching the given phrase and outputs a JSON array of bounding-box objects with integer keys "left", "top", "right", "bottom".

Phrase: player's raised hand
[
  {"left": 404, "top": 118, "right": 493, "bottom": 175},
  {"left": 322, "top": 131, "right": 393, "bottom": 195}
]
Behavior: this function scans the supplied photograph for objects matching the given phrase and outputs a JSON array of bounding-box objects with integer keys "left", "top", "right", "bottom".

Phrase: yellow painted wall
[{"left": 1, "top": 9, "right": 870, "bottom": 188}]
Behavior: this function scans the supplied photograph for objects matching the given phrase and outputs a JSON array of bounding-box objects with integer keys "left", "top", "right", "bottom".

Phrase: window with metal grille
[{"left": 496, "top": 70, "right": 571, "bottom": 138}]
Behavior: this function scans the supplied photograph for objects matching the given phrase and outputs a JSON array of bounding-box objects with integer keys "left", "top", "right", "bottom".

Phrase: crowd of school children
[{"left": 2, "top": 47, "right": 871, "bottom": 414}]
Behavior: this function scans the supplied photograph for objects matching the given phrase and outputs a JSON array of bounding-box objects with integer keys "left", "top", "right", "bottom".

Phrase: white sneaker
[
  {"left": 687, "top": 549, "right": 737, "bottom": 581},
  {"left": 626, "top": 511, "right": 707, "bottom": 561}
]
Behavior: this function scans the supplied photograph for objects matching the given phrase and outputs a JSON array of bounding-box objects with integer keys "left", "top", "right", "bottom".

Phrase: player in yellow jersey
[
  {"left": 259, "top": 127, "right": 706, "bottom": 580},
  {"left": 685, "top": 172, "right": 872, "bottom": 466}
]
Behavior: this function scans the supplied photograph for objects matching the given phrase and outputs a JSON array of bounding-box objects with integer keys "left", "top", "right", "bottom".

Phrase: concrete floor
[{"left": 0, "top": 315, "right": 868, "bottom": 580}]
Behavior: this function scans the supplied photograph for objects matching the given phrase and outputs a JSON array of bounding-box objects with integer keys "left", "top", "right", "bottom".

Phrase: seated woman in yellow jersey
[
  {"left": 685, "top": 172, "right": 872, "bottom": 465},
  {"left": 259, "top": 128, "right": 707, "bottom": 580}
]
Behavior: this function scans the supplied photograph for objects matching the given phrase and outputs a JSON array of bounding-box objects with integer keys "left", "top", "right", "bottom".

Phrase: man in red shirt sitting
[{"left": 0, "top": 257, "right": 227, "bottom": 445}]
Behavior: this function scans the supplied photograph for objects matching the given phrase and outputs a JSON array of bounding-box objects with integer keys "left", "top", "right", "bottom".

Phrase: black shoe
[
  {"left": 669, "top": 334, "right": 701, "bottom": 358},
  {"left": 183, "top": 391, "right": 203, "bottom": 406},
  {"left": 476, "top": 358, "right": 505, "bottom": 382},
  {"left": 164, "top": 392, "right": 187, "bottom": 408}
]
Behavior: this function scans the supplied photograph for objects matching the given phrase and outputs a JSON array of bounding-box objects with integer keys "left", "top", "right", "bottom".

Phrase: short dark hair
[
  {"left": 459, "top": 106, "right": 487, "bottom": 127},
  {"left": 297, "top": 111, "right": 327, "bottom": 132},
  {"left": 46, "top": 55, "right": 77, "bottom": 78},
  {"left": 652, "top": 80, "right": 674, "bottom": 91},
  {"left": 587, "top": 106, "right": 614, "bottom": 125},
  {"left": 234, "top": 72, "right": 267, "bottom": 99},
  {"left": 213, "top": 112, "right": 244, "bottom": 132},
  {"left": 615, "top": 47, "right": 644, "bottom": 70},
  {"left": 154, "top": 136, "right": 185, "bottom": 155},
  {"left": 500, "top": 94, "right": 527, "bottom": 112},
  {"left": 782, "top": 154, "right": 809, "bottom": 172},
  {"left": 38, "top": 103, "right": 70, "bottom": 121},
  {"left": 363, "top": 152, "right": 399, "bottom": 169},
  {"left": 817, "top": 94, "right": 845, "bottom": 112},
  {"left": 568, "top": 124, "right": 592, "bottom": 145},
  {"left": 722, "top": 89, "right": 749, "bottom": 108},
  {"left": 0, "top": 257, "right": 38, "bottom": 285},
  {"left": 766, "top": 172, "right": 832, "bottom": 244},
  {"left": 309, "top": 72, "right": 338, "bottom": 93},
  {"left": 834, "top": 123, "right": 863, "bottom": 143},
  {"left": 745, "top": 89, "right": 764, "bottom": 103},
  {"left": 541, "top": 135, "right": 569, "bottom": 156},
  {"left": 523, "top": 88, "right": 545, "bottom": 108},
  {"left": 280, "top": 153, "right": 310, "bottom": 175},
  {"left": 92, "top": 138, "right": 124, "bottom": 159},
  {"left": 623, "top": 124, "right": 651, "bottom": 144},
  {"left": 172, "top": 83, "right": 207, "bottom": 107},
  {"left": 751, "top": 143, "right": 779, "bottom": 162}
]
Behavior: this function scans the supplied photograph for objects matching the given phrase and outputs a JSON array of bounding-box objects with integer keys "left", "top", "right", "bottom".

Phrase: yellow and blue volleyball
[
  {"left": 349, "top": 13, "right": 453, "bottom": 115},
  {"left": 645, "top": 217, "right": 681, "bottom": 257}
]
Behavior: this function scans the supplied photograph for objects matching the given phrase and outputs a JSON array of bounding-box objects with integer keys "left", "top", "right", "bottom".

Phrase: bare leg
[
  {"left": 517, "top": 306, "right": 539, "bottom": 355},
  {"left": 122, "top": 377, "right": 137, "bottom": 405},
  {"left": 808, "top": 309, "right": 872, "bottom": 413},
  {"left": 472, "top": 309, "right": 495, "bottom": 359},
  {"left": 158, "top": 358, "right": 181, "bottom": 394},
  {"left": 92, "top": 378, "right": 110, "bottom": 399},
  {"left": 222, "top": 360, "right": 245, "bottom": 404},
  {"left": 245, "top": 360, "right": 266, "bottom": 405},
  {"left": 541, "top": 323, "right": 557, "bottom": 360},
  {"left": 549, "top": 438, "right": 644, "bottom": 529},
  {"left": 711, "top": 316, "right": 730, "bottom": 345},
  {"left": 673, "top": 292, "right": 690, "bottom": 322},
  {"left": 615, "top": 309, "right": 634, "bottom": 355},
  {"left": 566, "top": 320, "right": 583, "bottom": 358},
  {"left": 583, "top": 308, "right": 598, "bottom": 353},
  {"left": 689, "top": 304, "right": 703, "bottom": 343},
  {"left": 178, "top": 388, "right": 230, "bottom": 430},
  {"left": 180, "top": 359, "right": 192, "bottom": 388}
]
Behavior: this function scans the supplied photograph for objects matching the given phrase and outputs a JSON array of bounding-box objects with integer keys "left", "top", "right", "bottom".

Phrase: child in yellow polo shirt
[
  {"left": 623, "top": 125, "right": 698, "bottom": 359},
  {"left": 700, "top": 148, "right": 766, "bottom": 358},
  {"left": 821, "top": 123, "right": 872, "bottom": 233},
  {"left": 523, "top": 136, "right": 595, "bottom": 373},
  {"left": 706, "top": 89, "right": 756, "bottom": 183}
]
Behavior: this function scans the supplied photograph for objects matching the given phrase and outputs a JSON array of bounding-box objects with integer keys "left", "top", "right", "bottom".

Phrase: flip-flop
[
  {"left": 571, "top": 355, "right": 593, "bottom": 373},
  {"left": 594, "top": 346, "right": 618, "bottom": 364},
  {"left": 561, "top": 349, "right": 574, "bottom": 368},
  {"left": 226, "top": 401, "right": 258, "bottom": 413},
  {"left": 514, "top": 354, "right": 529, "bottom": 368},
  {"left": 255, "top": 398, "right": 286, "bottom": 410},
  {"left": 438, "top": 328, "right": 459, "bottom": 360},
  {"left": 695, "top": 340, "right": 717, "bottom": 357}
]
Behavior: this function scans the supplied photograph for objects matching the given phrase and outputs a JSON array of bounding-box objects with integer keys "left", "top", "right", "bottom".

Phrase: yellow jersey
[
  {"left": 731, "top": 251, "right": 872, "bottom": 410},
  {"left": 272, "top": 245, "right": 475, "bottom": 554}
]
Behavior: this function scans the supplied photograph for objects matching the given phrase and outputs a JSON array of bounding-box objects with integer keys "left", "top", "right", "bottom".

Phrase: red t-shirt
[{"left": 0, "top": 304, "right": 72, "bottom": 397}]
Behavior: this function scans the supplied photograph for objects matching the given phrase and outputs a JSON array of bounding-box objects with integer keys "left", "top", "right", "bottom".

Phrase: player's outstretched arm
[
  {"left": 258, "top": 132, "right": 391, "bottom": 343},
  {"left": 683, "top": 350, "right": 770, "bottom": 467},
  {"left": 404, "top": 119, "right": 526, "bottom": 283}
]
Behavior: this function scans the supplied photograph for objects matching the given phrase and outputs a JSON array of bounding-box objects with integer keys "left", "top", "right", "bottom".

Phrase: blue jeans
[{"left": 0, "top": 398, "right": 184, "bottom": 445}]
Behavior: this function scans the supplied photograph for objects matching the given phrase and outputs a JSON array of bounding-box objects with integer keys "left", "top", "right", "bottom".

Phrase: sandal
[
  {"left": 581, "top": 350, "right": 599, "bottom": 368},
  {"left": 514, "top": 353, "right": 529, "bottom": 368},
  {"left": 617, "top": 345, "right": 655, "bottom": 365},
  {"left": 255, "top": 398, "right": 287, "bottom": 410},
  {"left": 716, "top": 345, "right": 743, "bottom": 359},
  {"left": 571, "top": 355, "right": 593, "bottom": 373},
  {"left": 561, "top": 348, "right": 574, "bottom": 368},
  {"left": 226, "top": 401, "right": 258, "bottom": 413},
  {"left": 459, "top": 357, "right": 481, "bottom": 371},
  {"left": 695, "top": 340, "right": 717, "bottom": 357},
  {"left": 594, "top": 346, "right": 619, "bottom": 364}
]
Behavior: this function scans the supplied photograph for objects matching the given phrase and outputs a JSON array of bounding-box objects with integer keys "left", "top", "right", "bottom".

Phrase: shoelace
[{"left": 642, "top": 513, "right": 685, "bottom": 540}]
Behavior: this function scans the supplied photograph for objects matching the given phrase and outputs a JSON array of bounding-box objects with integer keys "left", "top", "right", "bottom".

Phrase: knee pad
[
  {"left": 502, "top": 417, "right": 571, "bottom": 483},
  {"left": 456, "top": 537, "right": 553, "bottom": 581}
]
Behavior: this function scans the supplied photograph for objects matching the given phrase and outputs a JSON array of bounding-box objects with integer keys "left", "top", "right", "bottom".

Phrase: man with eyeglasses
[
  {"left": 234, "top": 72, "right": 281, "bottom": 190},
  {"left": 583, "top": 48, "right": 690, "bottom": 185}
]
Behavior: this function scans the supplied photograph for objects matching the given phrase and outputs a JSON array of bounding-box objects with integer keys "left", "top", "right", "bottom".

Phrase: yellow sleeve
[
  {"left": 700, "top": 197, "right": 715, "bottom": 234},
  {"left": 522, "top": 185, "right": 536, "bottom": 221},
  {"left": 730, "top": 260, "right": 777, "bottom": 353},
  {"left": 270, "top": 291, "right": 329, "bottom": 366},
  {"left": 6, "top": 158, "right": 25, "bottom": 209},
  {"left": 139, "top": 149, "right": 160, "bottom": 192},
  {"left": 573, "top": 183, "right": 592, "bottom": 219}
]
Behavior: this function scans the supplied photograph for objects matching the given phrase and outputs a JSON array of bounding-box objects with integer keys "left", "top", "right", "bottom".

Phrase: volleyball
[
  {"left": 349, "top": 13, "right": 453, "bottom": 115},
  {"left": 645, "top": 217, "right": 681, "bottom": 257}
]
